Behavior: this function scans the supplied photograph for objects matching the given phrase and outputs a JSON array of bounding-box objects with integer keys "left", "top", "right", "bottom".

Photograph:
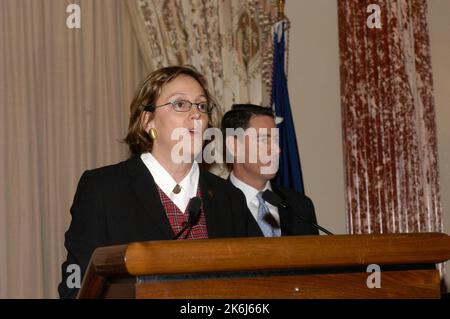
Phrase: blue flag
[{"left": 272, "top": 22, "right": 305, "bottom": 194}]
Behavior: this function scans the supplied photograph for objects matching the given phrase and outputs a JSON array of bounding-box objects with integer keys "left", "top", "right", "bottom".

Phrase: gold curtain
[
  {"left": 0, "top": 0, "right": 147, "bottom": 298},
  {"left": 126, "top": 0, "right": 279, "bottom": 111}
]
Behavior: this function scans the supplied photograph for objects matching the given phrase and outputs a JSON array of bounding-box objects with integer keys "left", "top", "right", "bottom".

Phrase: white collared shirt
[
  {"left": 229, "top": 171, "right": 280, "bottom": 225},
  {"left": 141, "top": 152, "right": 199, "bottom": 213}
]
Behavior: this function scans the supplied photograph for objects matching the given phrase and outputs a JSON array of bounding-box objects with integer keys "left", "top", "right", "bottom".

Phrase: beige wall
[
  {"left": 286, "top": 0, "right": 347, "bottom": 234},
  {"left": 287, "top": 0, "right": 449, "bottom": 289},
  {"left": 428, "top": 0, "right": 450, "bottom": 290}
]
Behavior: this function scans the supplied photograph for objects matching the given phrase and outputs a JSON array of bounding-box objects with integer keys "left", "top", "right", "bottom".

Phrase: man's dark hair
[
  {"left": 221, "top": 104, "right": 275, "bottom": 170},
  {"left": 220, "top": 104, "right": 275, "bottom": 134}
]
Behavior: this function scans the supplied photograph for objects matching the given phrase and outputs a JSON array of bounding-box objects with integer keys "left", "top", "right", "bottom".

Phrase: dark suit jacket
[
  {"left": 58, "top": 156, "right": 249, "bottom": 298},
  {"left": 227, "top": 180, "right": 319, "bottom": 237}
]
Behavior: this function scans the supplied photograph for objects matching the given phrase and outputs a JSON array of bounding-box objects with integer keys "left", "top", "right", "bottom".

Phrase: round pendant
[{"left": 173, "top": 184, "right": 181, "bottom": 194}]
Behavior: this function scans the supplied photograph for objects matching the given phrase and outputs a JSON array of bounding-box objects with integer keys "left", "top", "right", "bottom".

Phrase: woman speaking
[{"left": 58, "top": 65, "right": 249, "bottom": 298}]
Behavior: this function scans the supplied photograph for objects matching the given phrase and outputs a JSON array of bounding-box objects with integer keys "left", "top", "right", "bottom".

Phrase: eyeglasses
[{"left": 144, "top": 100, "right": 214, "bottom": 114}]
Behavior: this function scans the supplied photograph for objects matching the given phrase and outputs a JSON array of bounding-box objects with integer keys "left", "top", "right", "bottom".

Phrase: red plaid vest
[{"left": 156, "top": 186, "right": 209, "bottom": 240}]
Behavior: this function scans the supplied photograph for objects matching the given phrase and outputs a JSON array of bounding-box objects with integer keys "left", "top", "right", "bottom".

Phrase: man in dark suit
[{"left": 221, "top": 104, "right": 319, "bottom": 237}]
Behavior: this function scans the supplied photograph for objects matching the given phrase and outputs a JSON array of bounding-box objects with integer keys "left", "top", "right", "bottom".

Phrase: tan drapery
[
  {"left": 338, "top": 0, "right": 442, "bottom": 235},
  {"left": 0, "top": 0, "right": 147, "bottom": 298},
  {"left": 126, "top": 0, "right": 279, "bottom": 111}
]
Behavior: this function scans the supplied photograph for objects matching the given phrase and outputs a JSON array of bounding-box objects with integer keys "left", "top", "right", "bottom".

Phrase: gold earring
[{"left": 149, "top": 128, "right": 158, "bottom": 140}]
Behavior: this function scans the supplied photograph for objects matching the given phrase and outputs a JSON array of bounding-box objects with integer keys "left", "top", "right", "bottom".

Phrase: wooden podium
[{"left": 78, "top": 233, "right": 450, "bottom": 299}]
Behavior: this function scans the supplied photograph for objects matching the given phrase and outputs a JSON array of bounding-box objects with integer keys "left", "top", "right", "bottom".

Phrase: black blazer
[
  {"left": 58, "top": 156, "right": 249, "bottom": 298},
  {"left": 227, "top": 180, "right": 319, "bottom": 237}
]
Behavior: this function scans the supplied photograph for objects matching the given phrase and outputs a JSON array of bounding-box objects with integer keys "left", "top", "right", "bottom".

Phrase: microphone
[
  {"left": 173, "top": 197, "right": 202, "bottom": 239},
  {"left": 262, "top": 190, "right": 334, "bottom": 235}
]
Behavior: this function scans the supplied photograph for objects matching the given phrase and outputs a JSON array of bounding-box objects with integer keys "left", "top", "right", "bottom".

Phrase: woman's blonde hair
[{"left": 124, "top": 65, "right": 221, "bottom": 155}]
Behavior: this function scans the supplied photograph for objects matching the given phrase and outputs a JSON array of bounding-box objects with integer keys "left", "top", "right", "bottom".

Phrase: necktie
[{"left": 256, "top": 192, "right": 279, "bottom": 237}]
